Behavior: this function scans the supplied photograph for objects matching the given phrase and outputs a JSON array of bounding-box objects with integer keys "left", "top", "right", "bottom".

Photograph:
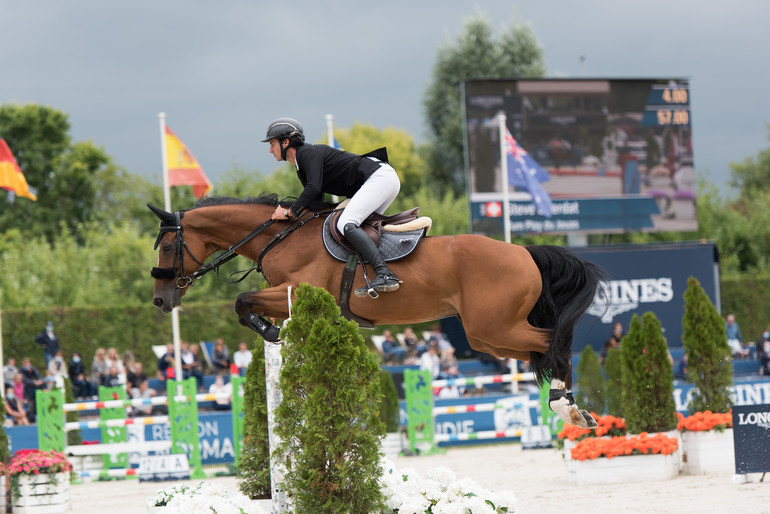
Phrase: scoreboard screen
[{"left": 463, "top": 78, "right": 696, "bottom": 236}]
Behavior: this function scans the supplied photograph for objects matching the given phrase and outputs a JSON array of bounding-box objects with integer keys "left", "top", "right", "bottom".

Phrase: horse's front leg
[
  {"left": 549, "top": 378, "right": 597, "bottom": 429},
  {"left": 235, "top": 285, "right": 292, "bottom": 342}
]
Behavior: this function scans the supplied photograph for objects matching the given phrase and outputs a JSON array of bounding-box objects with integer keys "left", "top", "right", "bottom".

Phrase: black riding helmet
[{"left": 261, "top": 117, "right": 305, "bottom": 160}]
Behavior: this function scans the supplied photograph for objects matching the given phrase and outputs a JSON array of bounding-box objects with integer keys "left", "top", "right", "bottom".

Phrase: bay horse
[{"left": 149, "top": 193, "right": 605, "bottom": 428}]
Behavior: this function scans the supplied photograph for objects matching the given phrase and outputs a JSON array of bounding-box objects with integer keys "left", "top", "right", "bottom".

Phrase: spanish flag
[
  {"left": 0, "top": 138, "right": 37, "bottom": 201},
  {"left": 165, "top": 126, "right": 212, "bottom": 198}
]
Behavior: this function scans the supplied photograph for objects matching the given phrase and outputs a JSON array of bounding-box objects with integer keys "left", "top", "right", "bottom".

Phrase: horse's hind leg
[{"left": 549, "top": 378, "right": 597, "bottom": 429}]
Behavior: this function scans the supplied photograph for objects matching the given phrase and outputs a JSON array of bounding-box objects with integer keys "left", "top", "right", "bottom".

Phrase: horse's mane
[{"left": 191, "top": 193, "right": 337, "bottom": 211}]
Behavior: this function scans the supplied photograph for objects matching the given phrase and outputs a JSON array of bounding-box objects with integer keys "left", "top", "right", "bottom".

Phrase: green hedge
[{"left": 1, "top": 301, "right": 258, "bottom": 376}]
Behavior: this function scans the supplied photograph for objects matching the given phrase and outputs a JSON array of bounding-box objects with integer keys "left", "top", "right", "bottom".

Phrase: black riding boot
[{"left": 343, "top": 223, "right": 401, "bottom": 297}]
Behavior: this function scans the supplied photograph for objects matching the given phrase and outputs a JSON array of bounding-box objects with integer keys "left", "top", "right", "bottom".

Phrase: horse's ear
[{"left": 147, "top": 204, "right": 173, "bottom": 222}]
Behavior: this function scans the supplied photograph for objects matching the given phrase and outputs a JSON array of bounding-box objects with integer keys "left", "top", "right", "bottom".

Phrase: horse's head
[{"left": 148, "top": 204, "right": 208, "bottom": 313}]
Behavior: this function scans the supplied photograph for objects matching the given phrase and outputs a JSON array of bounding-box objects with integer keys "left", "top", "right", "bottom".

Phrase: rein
[{"left": 151, "top": 206, "right": 335, "bottom": 289}]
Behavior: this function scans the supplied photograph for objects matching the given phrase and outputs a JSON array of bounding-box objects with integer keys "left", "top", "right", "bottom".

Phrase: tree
[
  {"left": 621, "top": 312, "right": 678, "bottom": 433},
  {"left": 728, "top": 129, "right": 770, "bottom": 196},
  {"left": 0, "top": 103, "right": 154, "bottom": 240},
  {"left": 681, "top": 277, "right": 733, "bottom": 413},
  {"left": 603, "top": 347, "right": 624, "bottom": 417},
  {"left": 423, "top": 12, "right": 546, "bottom": 195},
  {"left": 238, "top": 339, "right": 271, "bottom": 499},
  {"left": 275, "top": 284, "right": 384, "bottom": 512},
  {"left": 328, "top": 123, "right": 428, "bottom": 197},
  {"left": 575, "top": 346, "right": 605, "bottom": 415}
]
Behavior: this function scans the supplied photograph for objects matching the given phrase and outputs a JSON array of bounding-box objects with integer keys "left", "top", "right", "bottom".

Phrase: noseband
[{"left": 150, "top": 210, "right": 204, "bottom": 289}]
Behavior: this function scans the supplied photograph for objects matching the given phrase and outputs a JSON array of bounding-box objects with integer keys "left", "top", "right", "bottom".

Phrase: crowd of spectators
[{"left": 2, "top": 325, "right": 254, "bottom": 426}]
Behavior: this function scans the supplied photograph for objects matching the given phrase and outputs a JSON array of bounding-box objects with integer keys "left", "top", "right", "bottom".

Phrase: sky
[{"left": 1, "top": 1, "right": 768, "bottom": 195}]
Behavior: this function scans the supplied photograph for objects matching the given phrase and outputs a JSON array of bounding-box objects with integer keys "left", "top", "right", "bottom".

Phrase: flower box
[
  {"left": 681, "top": 429, "right": 735, "bottom": 475},
  {"left": 13, "top": 472, "right": 71, "bottom": 514},
  {"left": 567, "top": 450, "right": 681, "bottom": 485}
]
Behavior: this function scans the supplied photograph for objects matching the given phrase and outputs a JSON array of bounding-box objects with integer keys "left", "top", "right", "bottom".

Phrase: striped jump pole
[
  {"left": 431, "top": 372, "right": 535, "bottom": 392},
  {"left": 64, "top": 415, "right": 170, "bottom": 432},
  {"left": 432, "top": 398, "right": 538, "bottom": 416},
  {"left": 434, "top": 428, "right": 523, "bottom": 443},
  {"left": 77, "top": 468, "right": 138, "bottom": 479}
]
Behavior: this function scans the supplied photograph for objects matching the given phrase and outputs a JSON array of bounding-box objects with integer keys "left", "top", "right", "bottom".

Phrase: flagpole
[
  {"left": 158, "top": 112, "right": 184, "bottom": 385},
  {"left": 325, "top": 114, "right": 339, "bottom": 203},
  {"left": 498, "top": 113, "right": 511, "bottom": 244},
  {"left": 0, "top": 296, "right": 5, "bottom": 400}
]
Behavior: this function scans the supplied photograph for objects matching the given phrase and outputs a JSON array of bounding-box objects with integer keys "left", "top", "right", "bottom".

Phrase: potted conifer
[{"left": 679, "top": 276, "right": 735, "bottom": 474}]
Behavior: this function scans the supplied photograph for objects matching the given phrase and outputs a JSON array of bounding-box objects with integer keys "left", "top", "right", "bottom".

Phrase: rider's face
[{"left": 269, "top": 139, "right": 284, "bottom": 161}]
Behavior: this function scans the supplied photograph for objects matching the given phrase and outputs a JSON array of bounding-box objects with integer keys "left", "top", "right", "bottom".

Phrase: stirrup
[{"left": 354, "top": 273, "right": 401, "bottom": 298}]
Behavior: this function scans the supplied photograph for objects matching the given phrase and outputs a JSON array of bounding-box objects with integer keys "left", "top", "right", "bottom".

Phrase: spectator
[
  {"left": 402, "top": 328, "right": 427, "bottom": 356},
  {"left": 600, "top": 322, "right": 624, "bottom": 364},
  {"left": 211, "top": 338, "right": 231, "bottom": 375},
  {"left": 427, "top": 324, "right": 453, "bottom": 360},
  {"left": 91, "top": 347, "right": 108, "bottom": 386},
  {"left": 4, "top": 387, "right": 29, "bottom": 426},
  {"left": 381, "top": 330, "right": 406, "bottom": 363},
  {"left": 3, "top": 358, "right": 17, "bottom": 389},
  {"left": 725, "top": 314, "right": 749, "bottom": 359},
  {"left": 126, "top": 362, "right": 148, "bottom": 397},
  {"left": 68, "top": 352, "right": 96, "bottom": 399},
  {"left": 102, "top": 366, "right": 122, "bottom": 388},
  {"left": 11, "top": 373, "right": 25, "bottom": 410},
  {"left": 419, "top": 342, "right": 441, "bottom": 379},
  {"left": 47, "top": 351, "right": 68, "bottom": 383},
  {"left": 105, "top": 347, "right": 126, "bottom": 384},
  {"left": 122, "top": 350, "right": 135, "bottom": 376},
  {"left": 181, "top": 343, "right": 204, "bottom": 390},
  {"left": 209, "top": 375, "right": 232, "bottom": 411},
  {"left": 233, "top": 342, "right": 252, "bottom": 376},
  {"left": 132, "top": 380, "right": 164, "bottom": 416},
  {"left": 157, "top": 343, "right": 175, "bottom": 381},
  {"left": 35, "top": 321, "right": 60, "bottom": 368},
  {"left": 675, "top": 354, "right": 688, "bottom": 381},
  {"left": 761, "top": 341, "right": 770, "bottom": 377},
  {"left": 478, "top": 353, "right": 509, "bottom": 374},
  {"left": 19, "top": 358, "right": 44, "bottom": 419}
]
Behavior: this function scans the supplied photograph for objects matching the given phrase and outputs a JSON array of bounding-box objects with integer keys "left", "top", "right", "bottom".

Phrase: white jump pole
[{"left": 265, "top": 286, "right": 292, "bottom": 512}]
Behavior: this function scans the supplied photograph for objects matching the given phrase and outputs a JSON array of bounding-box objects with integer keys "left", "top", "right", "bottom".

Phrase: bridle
[{"left": 150, "top": 205, "right": 333, "bottom": 290}]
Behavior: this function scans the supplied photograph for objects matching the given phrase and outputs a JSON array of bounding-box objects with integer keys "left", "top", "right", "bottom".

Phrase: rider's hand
[{"left": 271, "top": 206, "right": 291, "bottom": 220}]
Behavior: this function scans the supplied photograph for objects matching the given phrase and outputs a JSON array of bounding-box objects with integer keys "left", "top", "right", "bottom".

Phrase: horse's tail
[{"left": 525, "top": 245, "right": 606, "bottom": 387}]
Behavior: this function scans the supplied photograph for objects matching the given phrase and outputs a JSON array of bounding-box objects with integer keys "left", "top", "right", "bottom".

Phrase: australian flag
[{"left": 504, "top": 128, "right": 553, "bottom": 218}]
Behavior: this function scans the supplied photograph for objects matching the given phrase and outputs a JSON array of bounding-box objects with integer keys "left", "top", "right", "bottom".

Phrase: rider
[{"left": 263, "top": 117, "right": 401, "bottom": 297}]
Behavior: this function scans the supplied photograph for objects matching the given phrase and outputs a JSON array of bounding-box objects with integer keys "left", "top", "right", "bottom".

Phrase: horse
[{"left": 149, "top": 193, "right": 605, "bottom": 428}]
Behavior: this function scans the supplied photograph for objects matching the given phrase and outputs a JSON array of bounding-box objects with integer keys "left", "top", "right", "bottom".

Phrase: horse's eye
[{"left": 161, "top": 242, "right": 173, "bottom": 253}]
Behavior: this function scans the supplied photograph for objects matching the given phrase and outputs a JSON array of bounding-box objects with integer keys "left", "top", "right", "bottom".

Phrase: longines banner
[
  {"left": 732, "top": 404, "right": 770, "bottom": 474},
  {"left": 571, "top": 241, "right": 719, "bottom": 351}
]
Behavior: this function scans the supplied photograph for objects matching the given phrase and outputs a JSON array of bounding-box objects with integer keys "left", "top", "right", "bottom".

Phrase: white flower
[{"left": 145, "top": 481, "right": 264, "bottom": 514}]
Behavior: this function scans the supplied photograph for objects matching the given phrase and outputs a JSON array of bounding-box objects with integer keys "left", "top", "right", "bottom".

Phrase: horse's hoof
[{"left": 580, "top": 409, "right": 598, "bottom": 428}]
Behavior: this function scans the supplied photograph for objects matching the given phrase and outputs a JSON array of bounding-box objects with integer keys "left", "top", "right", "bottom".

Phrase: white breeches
[{"left": 336, "top": 161, "right": 400, "bottom": 232}]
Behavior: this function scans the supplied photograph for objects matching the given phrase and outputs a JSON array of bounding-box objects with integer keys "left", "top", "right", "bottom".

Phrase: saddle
[
  {"left": 322, "top": 207, "right": 432, "bottom": 329},
  {"left": 322, "top": 208, "right": 432, "bottom": 262}
]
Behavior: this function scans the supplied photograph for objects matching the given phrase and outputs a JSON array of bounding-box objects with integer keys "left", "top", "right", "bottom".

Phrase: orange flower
[
  {"left": 677, "top": 410, "right": 732, "bottom": 432},
  {"left": 570, "top": 433, "right": 678, "bottom": 461},
  {"left": 558, "top": 413, "right": 627, "bottom": 442}
]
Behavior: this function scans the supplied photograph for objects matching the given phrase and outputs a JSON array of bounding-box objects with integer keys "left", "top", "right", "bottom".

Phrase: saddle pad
[{"left": 322, "top": 215, "right": 426, "bottom": 263}]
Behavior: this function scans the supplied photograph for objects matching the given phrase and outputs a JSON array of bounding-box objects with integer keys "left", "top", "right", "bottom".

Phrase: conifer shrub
[
  {"left": 237, "top": 339, "right": 271, "bottom": 499},
  {"left": 0, "top": 394, "right": 9, "bottom": 463},
  {"left": 603, "top": 346, "right": 624, "bottom": 417},
  {"left": 620, "top": 312, "right": 678, "bottom": 434},
  {"left": 275, "top": 284, "right": 385, "bottom": 513},
  {"left": 681, "top": 277, "right": 733, "bottom": 413},
  {"left": 575, "top": 346, "right": 605, "bottom": 415},
  {"left": 379, "top": 369, "right": 400, "bottom": 433}
]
